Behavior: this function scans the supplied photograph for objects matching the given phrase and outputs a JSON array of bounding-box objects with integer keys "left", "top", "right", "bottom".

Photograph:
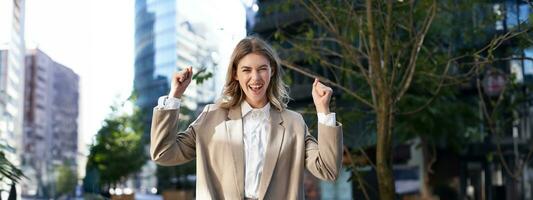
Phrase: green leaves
[
  {"left": 192, "top": 67, "right": 213, "bottom": 85},
  {"left": 0, "top": 143, "right": 25, "bottom": 184},
  {"left": 55, "top": 162, "right": 77, "bottom": 197},
  {"left": 86, "top": 95, "right": 147, "bottom": 187}
]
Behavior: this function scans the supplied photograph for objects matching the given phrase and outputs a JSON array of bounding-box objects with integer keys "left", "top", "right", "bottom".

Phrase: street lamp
[{"left": 482, "top": 68, "right": 506, "bottom": 97}]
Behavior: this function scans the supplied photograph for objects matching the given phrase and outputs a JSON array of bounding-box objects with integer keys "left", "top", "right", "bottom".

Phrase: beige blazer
[{"left": 150, "top": 103, "right": 343, "bottom": 200}]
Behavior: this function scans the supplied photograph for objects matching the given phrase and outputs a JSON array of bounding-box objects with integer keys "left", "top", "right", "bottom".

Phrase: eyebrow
[{"left": 240, "top": 64, "right": 268, "bottom": 69}]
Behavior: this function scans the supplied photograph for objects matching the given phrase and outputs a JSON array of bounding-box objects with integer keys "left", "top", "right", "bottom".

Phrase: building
[
  {"left": 22, "top": 48, "right": 79, "bottom": 198},
  {"left": 134, "top": 0, "right": 218, "bottom": 192},
  {"left": 134, "top": 0, "right": 217, "bottom": 126},
  {"left": 242, "top": 0, "right": 259, "bottom": 33},
  {"left": 0, "top": 0, "right": 26, "bottom": 198},
  {"left": 459, "top": 2, "right": 533, "bottom": 199},
  {"left": 175, "top": 21, "right": 217, "bottom": 111}
]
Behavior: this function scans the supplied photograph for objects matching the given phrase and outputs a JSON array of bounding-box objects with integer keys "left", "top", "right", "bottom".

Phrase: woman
[{"left": 150, "top": 36, "right": 343, "bottom": 200}]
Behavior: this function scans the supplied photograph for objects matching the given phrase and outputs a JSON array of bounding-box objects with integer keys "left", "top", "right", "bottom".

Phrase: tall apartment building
[
  {"left": 0, "top": 0, "right": 26, "bottom": 197},
  {"left": 22, "top": 49, "right": 79, "bottom": 197},
  {"left": 0, "top": 0, "right": 26, "bottom": 163}
]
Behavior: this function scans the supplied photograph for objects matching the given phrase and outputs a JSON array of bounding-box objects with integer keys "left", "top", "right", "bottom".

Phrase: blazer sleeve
[
  {"left": 150, "top": 104, "right": 210, "bottom": 166},
  {"left": 304, "top": 121, "right": 343, "bottom": 181}
]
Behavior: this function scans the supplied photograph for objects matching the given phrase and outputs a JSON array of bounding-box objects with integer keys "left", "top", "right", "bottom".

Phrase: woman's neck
[{"left": 245, "top": 99, "right": 268, "bottom": 108}]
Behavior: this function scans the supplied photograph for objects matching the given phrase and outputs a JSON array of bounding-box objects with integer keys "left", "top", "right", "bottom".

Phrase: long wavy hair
[{"left": 219, "top": 36, "right": 290, "bottom": 111}]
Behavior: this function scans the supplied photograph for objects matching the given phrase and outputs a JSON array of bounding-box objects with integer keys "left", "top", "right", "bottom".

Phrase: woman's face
[{"left": 235, "top": 53, "right": 272, "bottom": 108}]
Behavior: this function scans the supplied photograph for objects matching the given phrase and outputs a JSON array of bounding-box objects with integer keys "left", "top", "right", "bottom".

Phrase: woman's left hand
[{"left": 312, "top": 78, "right": 333, "bottom": 114}]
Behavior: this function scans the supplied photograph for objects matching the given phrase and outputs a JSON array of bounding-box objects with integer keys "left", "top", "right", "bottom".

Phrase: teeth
[{"left": 249, "top": 84, "right": 263, "bottom": 91}]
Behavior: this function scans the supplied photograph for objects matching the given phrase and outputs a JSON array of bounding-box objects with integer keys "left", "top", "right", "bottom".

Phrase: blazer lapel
[
  {"left": 258, "top": 108, "right": 285, "bottom": 199},
  {"left": 225, "top": 106, "right": 245, "bottom": 197}
]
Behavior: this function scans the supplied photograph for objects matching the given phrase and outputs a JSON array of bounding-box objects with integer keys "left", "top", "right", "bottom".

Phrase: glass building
[
  {"left": 135, "top": 0, "right": 218, "bottom": 129},
  {"left": 137, "top": 0, "right": 222, "bottom": 118},
  {"left": 135, "top": 0, "right": 174, "bottom": 117},
  {"left": 134, "top": 0, "right": 175, "bottom": 190},
  {"left": 134, "top": 0, "right": 219, "bottom": 190}
]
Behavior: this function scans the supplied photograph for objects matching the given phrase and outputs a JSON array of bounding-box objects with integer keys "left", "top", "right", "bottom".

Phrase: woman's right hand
[{"left": 169, "top": 66, "right": 193, "bottom": 98}]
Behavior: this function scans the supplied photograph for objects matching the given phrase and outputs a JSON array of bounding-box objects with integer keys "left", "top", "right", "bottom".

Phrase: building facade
[
  {"left": 175, "top": 21, "right": 217, "bottom": 110},
  {"left": 0, "top": 0, "right": 26, "bottom": 162},
  {"left": 134, "top": 0, "right": 218, "bottom": 191},
  {"left": 22, "top": 49, "right": 79, "bottom": 198},
  {"left": 0, "top": 0, "right": 26, "bottom": 198},
  {"left": 134, "top": 0, "right": 217, "bottom": 125}
]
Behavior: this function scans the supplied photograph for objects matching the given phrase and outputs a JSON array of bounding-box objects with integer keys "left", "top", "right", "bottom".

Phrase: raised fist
[
  {"left": 168, "top": 66, "right": 193, "bottom": 98},
  {"left": 312, "top": 78, "right": 333, "bottom": 114}
]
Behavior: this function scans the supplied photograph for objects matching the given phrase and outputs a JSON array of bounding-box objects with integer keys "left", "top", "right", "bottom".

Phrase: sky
[
  {"left": 24, "top": 0, "right": 247, "bottom": 162},
  {"left": 25, "top": 0, "right": 135, "bottom": 159}
]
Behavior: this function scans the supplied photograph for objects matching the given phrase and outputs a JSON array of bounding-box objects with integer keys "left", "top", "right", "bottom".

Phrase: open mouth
[{"left": 248, "top": 84, "right": 264, "bottom": 93}]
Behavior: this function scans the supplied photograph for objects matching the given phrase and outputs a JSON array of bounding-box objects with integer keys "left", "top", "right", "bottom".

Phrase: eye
[{"left": 242, "top": 69, "right": 250, "bottom": 72}]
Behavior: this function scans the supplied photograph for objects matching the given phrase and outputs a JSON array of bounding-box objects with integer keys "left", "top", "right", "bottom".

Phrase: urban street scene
[{"left": 0, "top": 0, "right": 532, "bottom": 199}]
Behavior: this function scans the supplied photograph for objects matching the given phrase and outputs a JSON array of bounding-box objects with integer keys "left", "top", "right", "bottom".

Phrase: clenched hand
[
  {"left": 312, "top": 78, "right": 333, "bottom": 114},
  {"left": 169, "top": 66, "right": 193, "bottom": 98}
]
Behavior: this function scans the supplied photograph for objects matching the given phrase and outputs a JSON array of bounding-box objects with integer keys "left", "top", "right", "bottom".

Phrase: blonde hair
[{"left": 219, "top": 36, "right": 290, "bottom": 111}]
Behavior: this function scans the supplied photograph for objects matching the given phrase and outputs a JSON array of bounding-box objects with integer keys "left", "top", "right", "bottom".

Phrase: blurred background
[{"left": 0, "top": 0, "right": 532, "bottom": 199}]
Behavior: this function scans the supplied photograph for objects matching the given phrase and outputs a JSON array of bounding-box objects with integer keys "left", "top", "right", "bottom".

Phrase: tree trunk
[
  {"left": 376, "top": 92, "right": 396, "bottom": 200},
  {"left": 420, "top": 136, "right": 436, "bottom": 200},
  {"left": 366, "top": 0, "right": 397, "bottom": 197}
]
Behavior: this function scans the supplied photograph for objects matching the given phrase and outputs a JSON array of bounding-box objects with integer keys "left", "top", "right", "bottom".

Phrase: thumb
[
  {"left": 312, "top": 79, "right": 320, "bottom": 96},
  {"left": 313, "top": 78, "right": 319, "bottom": 92}
]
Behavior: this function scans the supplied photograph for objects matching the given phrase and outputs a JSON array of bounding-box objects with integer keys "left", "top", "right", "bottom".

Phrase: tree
[
  {"left": 55, "top": 162, "right": 77, "bottom": 198},
  {"left": 264, "top": 0, "right": 532, "bottom": 199},
  {"left": 0, "top": 143, "right": 25, "bottom": 195},
  {"left": 85, "top": 94, "right": 147, "bottom": 191},
  {"left": 474, "top": 66, "right": 533, "bottom": 199}
]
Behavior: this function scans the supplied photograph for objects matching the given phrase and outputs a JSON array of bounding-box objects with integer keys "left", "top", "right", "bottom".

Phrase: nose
[{"left": 251, "top": 70, "right": 261, "bottom": 81}]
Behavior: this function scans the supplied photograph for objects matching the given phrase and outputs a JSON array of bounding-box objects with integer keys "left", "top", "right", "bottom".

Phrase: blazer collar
[
  {"left": 225, "top": 103, "right": 285, "bottom": 199},
  {"left": 241, "top": 100, "right": 271, "bottom": 119},
  {"left": 228, "top": 104, "right": 241, "bottom": 120},
  {"left": 228, "top": 101, "right": 281, "bottom": 122}
]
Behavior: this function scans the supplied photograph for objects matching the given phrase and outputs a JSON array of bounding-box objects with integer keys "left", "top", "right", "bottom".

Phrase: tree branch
[
  {"left": 282, "top": 60, "right": 375, "bottom": 109},
  {"left": 395, "top": 0, "right": 436, "bottom": 103}
]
